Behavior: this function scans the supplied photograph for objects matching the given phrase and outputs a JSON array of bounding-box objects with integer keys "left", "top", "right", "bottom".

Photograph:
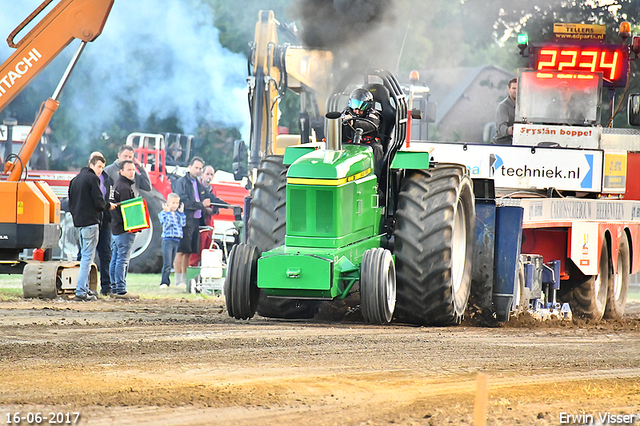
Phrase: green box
[{"left": 120, "top": 197, "right": 150, "bottom": 231}]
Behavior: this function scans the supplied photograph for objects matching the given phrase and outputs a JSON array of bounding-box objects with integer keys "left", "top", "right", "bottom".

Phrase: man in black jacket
[
  {"left": 109, "top": 160, "right": 140, "bottom": 299},
  {"left": 89, "top": 151, "right": 114, "bottom": 296},
  {"left": 104, "top": 144, "right": 151, "bottom": 197},
  {"left": 173, "top": 156, "right": 227, "bottom": 286},
  {"left": 68, "top": 154, "right": 114, "bottom": 301}
]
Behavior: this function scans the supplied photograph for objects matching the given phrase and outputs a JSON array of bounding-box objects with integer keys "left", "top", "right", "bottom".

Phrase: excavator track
[
  {"left": 22, "top": 261, "right": 96, "bottom": 299},
  {"left": 22, "top": 262, "right": 60, "bottom": 299}
]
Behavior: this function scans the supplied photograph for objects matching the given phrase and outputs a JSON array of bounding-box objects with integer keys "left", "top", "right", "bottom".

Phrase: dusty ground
[{"left": 1, "top": 296, "right": 640, "bottom": 426}]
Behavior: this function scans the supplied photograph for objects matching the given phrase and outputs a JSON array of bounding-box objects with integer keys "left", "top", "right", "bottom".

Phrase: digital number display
[{"left": 532, "top": 44, "right": 628, "bottom": 87}]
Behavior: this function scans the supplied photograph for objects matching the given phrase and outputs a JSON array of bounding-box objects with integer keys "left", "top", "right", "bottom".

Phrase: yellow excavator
[
  {"left": 247, "top": 10, "right": 334, "bottom": 170},
  {"left": 0, "top": 0, "right": 114, "bottom": 297}
]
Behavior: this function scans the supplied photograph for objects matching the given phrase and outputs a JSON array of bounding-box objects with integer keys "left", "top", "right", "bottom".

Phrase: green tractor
[{"left": 225, "top": 70, "right": 476, "bottom": 325}]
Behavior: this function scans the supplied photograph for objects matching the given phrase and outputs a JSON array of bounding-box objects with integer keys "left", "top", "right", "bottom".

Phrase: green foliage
[{"left": 194, "top": 120, "right": 242, "bottom": 171}]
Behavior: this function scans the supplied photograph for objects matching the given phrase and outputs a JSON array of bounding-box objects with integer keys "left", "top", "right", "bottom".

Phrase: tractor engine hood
[{"left": 286, "top": 145, "right": 373, "bottom": 183}]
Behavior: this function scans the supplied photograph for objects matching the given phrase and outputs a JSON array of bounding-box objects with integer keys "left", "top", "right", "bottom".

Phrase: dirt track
[{"left": 1, "top": 297, "right": 640, "bottom": 426}]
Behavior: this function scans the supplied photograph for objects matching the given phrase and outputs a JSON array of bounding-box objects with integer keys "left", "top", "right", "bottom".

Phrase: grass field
[
  {"left": 2, "top": 273, "right": 640, "bottom": 302},
  {"left": 0, "top": 273, "right": 219, "bottom": 300}
]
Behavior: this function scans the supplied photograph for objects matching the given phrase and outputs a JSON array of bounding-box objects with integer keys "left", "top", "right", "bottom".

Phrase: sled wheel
[
  {"left": 604, "top": 234, "right": 629, "bottom": 319},
  {"left": 569, "top": 238, "right": 609, "bottom": 320},
  {"left": 224, "top": 244, "right": 259, "bottom": 320},
  {"left": 360, "top": 248, "right": 396, "bottom": 324}
]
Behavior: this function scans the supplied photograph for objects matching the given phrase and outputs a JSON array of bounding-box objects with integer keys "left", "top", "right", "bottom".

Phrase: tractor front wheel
[
  {"left": 360, "top": 248, "right": 396, "bottom": 324},
  {"left": 393, "top": 164, "right": 475, "bottom": 326},
  {"left": 224, "top": 243, "right": 259, "bottom": 320}
]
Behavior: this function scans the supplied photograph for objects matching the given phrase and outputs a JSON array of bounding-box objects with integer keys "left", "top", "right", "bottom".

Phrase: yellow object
[{"left": 473, "top": 373, "right": 488, "bottom": 426}]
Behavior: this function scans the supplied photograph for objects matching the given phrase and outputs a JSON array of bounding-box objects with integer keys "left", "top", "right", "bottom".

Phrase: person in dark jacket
[
  {"left": 493, "top": 78, "right": 517, "bottom": 145},
  {"left": 109, "top": 160, "right": 140, "bottom": 300},
  {"left": 88, "top": 151, "right": 114, "bottom": 296},
  {"left": 68, "top": 154, "right": 114, "bottom": 301},
  {"left": 104, "top": 144, "right": 151, "bottom": 197},
  {"left": 172, "top": 157, "right": 228, "bottom": 286}
]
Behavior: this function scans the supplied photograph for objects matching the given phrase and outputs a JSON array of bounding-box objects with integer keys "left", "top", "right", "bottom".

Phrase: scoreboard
[{"left": 530, "top": 44, "right": 629, "bottom": 87}]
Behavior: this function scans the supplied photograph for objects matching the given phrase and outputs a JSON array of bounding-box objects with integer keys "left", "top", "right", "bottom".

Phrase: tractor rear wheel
[
  {"left": 360, "top": 248, "right": 396, "bottom": 324},
  {"left": 248, "top": 155, "right": 319, "bottom": 319},
  {"left": 393, "top": 164, "right": 475, "bottom": 326},
  {"left": 568, "top": 238, "right": 609, "bottom": 320},
  {"left": 224, "top": 243, "right": 259, "bottom": 320},
  {"left": 604, "top": 235, "right": 629, "bottom": 319}
]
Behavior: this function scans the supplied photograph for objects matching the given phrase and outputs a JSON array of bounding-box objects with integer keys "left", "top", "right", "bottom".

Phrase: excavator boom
[
  {"left": 1, "top": 0, "right": 114, "bottom": 181},
  {"left": 0, "top": 0, "right": 114, "bottom": 298},
  {"left": 0, "top": 0, "right": 113, "bottom": 109},
  {"left": 248, "top": 10, "right": 333, "bottom": 170}
]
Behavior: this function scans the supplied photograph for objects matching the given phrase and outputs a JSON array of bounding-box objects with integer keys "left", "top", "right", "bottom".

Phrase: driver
[{"left": 342, "top": 87, "right": 383, "bottom": 174}]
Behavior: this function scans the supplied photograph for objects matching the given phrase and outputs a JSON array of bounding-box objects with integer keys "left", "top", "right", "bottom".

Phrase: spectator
[
  {"left": 493, "top": 78, "right": 517, "bottom": 145},
  {"left": 173, "top": 157, "right": 227, "bottom": 286},
  {"left": 545, "top": 81, "right": 586, "bottom": 123},
  {"left": 104, "top": 144, "right": 151, "bottom": 197},
  {"left": 109, "top": 160, "right": 141, "bottom": 300},
  {"left": 68, "top": 154, "right": 114, "bottom": 301},
  {"left": 89, "top": 151, "right": 114, "bottom": 296},
  {"left": 201, "top": 165, "right": 215, "bottom": 193},
  {"left": 190, "top": 165, "right": 216, "bottom": 266},
  {"left": 159, "top": 193, "right": 186, "bottom": 288}
]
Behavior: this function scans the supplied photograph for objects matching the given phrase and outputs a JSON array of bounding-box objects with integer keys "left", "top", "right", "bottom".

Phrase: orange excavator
[{"left": 0, "top": 0, "right": 114, "bottom": 297}]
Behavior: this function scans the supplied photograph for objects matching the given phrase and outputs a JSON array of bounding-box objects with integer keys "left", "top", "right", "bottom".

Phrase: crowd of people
[{"left": 67, "top": 147, "right": 227, "bottom": 302}]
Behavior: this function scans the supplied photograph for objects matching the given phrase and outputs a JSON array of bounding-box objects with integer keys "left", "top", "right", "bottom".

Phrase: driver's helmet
[{"left": 348, "top": 88, "right": 374, "bottom": 117}]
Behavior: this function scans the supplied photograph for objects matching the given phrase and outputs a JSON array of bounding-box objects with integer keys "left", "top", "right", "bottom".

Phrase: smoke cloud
[
  {"left": 295, "top": 0, "right": 392, "bottom": 49},
  {"left": 292, "top": 0, "right": 401, "bottom": 72},
  {"left": 0, "top": 0, "right": 248, "bottom": 139}
]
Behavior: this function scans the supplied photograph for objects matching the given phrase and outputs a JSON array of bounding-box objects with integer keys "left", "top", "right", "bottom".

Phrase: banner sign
[{"left": 410, "top": 142, "right": 603, "bottom": 192}]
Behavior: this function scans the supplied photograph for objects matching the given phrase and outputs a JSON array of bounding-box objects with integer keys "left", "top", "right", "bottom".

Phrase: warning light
[
  {"left": 620, "top": 21, "right": 631, "bottom": 40},
  {"left": 517, "top": 33, "right": 529, "bottom": 56},
  {"left": 517, "top": 33, "right": 529, "bottom": 45}
]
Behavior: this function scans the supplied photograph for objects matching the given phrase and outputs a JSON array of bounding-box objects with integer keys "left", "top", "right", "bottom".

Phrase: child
[{"left": 158, "top": 193, "right": 186, "bottom": 287}]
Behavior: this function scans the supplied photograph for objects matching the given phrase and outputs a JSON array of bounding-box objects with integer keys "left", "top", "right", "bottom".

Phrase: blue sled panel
[
  {"left": 493, "top": 206, "right": 524, "bottom": 321},
  {"left": 471, "top": 201, "right": 496, "bottom": 312}
]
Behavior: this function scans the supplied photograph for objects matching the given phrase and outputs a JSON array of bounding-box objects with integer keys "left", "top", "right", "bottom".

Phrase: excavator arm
[
  {"left": 248, "top": 10, "right": 333, "bottom": 171},
  {"left": 1, "top": 0, "right": 114, "bottom": 180}
]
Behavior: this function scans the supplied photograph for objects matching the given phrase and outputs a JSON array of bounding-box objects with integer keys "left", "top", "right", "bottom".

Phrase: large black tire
[
  {"left": 128, "top": 189, "right": 164, "bottom": 273},
  {"left": 568, "top": 238, "right": 609, "bottom": 320},
  {"left": 360, "top": 248, "right": 396, "bottom": 324},
  {"left": 393, "top": 164, "right": 475, "bottom": 326},
  {"left": 604, "top": 235, "right": 629, "bottom": 319},
  {"left": 224, "top": 243, "right": 259, "bottom": 320},
  {"left": 248, "top": 155, "right": 319, "bottom": 319}
]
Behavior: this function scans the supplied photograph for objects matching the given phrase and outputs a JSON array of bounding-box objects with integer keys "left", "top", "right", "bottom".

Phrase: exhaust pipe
[{"left": 325, "top": 111, "right": 342, "bottom": 151}]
